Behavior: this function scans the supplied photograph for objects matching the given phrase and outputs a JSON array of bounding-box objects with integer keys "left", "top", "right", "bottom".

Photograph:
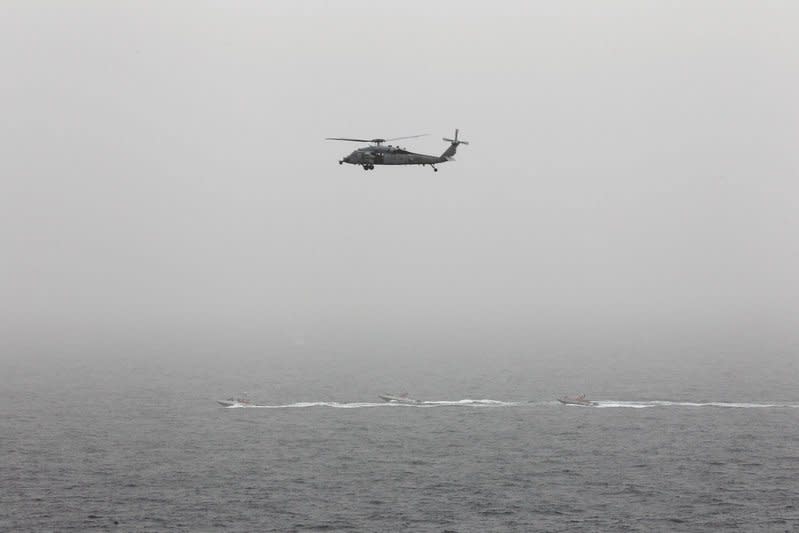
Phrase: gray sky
[{"left": 2, "top": 2, "right": 797, "bottom": 340}]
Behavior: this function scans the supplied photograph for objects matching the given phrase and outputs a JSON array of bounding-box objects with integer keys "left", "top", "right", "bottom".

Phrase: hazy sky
[{"left": 2, "top": 2, "right": 797, "bottom": 339}]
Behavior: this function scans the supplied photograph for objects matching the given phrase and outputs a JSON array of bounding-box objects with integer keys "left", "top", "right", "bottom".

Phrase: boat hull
[
  {"left": 557, "top": 398, "right": 598, "bottom": 407},
  {"left": 378, "top": 394, "right": 421, "bottom": 404},
  {"left": 218, "top": 400, "right": 255, "bottom": 407}
]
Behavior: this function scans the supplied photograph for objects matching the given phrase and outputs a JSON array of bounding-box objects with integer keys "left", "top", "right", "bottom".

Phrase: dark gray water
[{"left": 2, "top": 334, "right": 798, "bottom": 532}]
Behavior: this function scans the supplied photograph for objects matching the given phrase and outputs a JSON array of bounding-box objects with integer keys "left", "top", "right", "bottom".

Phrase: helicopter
[{"left": 326, "top": 129, "right": 469, "bottom": 172}]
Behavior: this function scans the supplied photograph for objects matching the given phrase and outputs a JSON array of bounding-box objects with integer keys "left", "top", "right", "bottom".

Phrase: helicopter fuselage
[{"left": 341, "top": 146, "right": 444, "bottom": 168}]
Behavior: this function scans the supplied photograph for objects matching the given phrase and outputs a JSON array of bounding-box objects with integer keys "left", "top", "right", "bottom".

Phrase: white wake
[
  {"left": 592, "top": 400, "right": 799, "bottom": 409},
  {"left": 222, "top": 399, "right": 517, "bottom": 409}
]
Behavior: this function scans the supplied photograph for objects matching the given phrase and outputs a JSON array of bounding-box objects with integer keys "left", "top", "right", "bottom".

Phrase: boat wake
[
  {"left": 591, "top": 400, "right": 799, "bottom": 409},
  {"left": 422, "top": 399, "right": 519, "bottom": 407},
  {"left": 220, "top": 399, "right": 798, "bottom": 409},
  {"left": 223, "top": 399, "right": 518, "bottom": 409}
]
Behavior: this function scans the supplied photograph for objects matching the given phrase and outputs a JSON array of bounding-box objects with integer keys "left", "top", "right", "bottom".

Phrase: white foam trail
[
  {"left": 422, "top": 399, "right": 519, "bottom": 407},
  {"left": 222, "top": 399, "right": 798, "bottom": 409},
  {"left": 253, "top": 402, "right": 388, "bottom": 409},
  {"left": 224, "top": 399, "right": 518, "bottom": 409},
  {"left": 592, "top": 400, "right": 799, "bottom": 409}
]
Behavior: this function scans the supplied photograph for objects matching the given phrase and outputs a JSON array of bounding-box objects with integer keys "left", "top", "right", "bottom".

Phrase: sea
[{"left": 2, "top": 328, "right": 798, "bottom": 532}]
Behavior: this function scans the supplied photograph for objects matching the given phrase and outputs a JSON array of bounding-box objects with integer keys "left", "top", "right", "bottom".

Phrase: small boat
[
  {"left": 217, "top": 395, "right": 255, "bottom": 407},
  {"left": 557, "top": 394, "right": 597, "bottom": 407},
  {"left": 378, "top": 393, "right": 421, "bottom": 404}
]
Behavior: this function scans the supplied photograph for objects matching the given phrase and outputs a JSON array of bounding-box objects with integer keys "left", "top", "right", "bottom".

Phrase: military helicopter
[{"left": 326, "top": 129, "right": 469, "bottom": 172}]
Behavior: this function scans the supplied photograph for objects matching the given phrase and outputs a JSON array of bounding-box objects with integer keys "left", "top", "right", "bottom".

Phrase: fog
[{"left": 2, "top": 2, "right": 798, "bottom": 358}]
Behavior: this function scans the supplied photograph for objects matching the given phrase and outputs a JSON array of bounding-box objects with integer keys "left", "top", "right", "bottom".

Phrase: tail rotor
[
  {"left": 440, "top": 128, "right": 469, "bottom": 161},
  {"left": 443, "top": 129, "right": 469, "bottom": 146}
]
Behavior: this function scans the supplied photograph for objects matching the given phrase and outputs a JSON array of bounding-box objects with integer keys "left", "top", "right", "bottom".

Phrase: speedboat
[
  {"left": 378, "top": 393, "right": 421, "bottom": 404},
  {"left": 557, "top": 395, "right": 597, "bottom": 407},
  {"left": 217, "top": 396, "right": 255, "bottom": 407}
]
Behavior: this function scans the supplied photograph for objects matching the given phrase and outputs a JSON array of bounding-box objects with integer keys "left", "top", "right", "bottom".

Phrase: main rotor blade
[
  {"left": 385, "top": 134, "right": 428, "bottom": 142},
  {"left": 326, "top": 134, "right": 428, "bottom": 144}
]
